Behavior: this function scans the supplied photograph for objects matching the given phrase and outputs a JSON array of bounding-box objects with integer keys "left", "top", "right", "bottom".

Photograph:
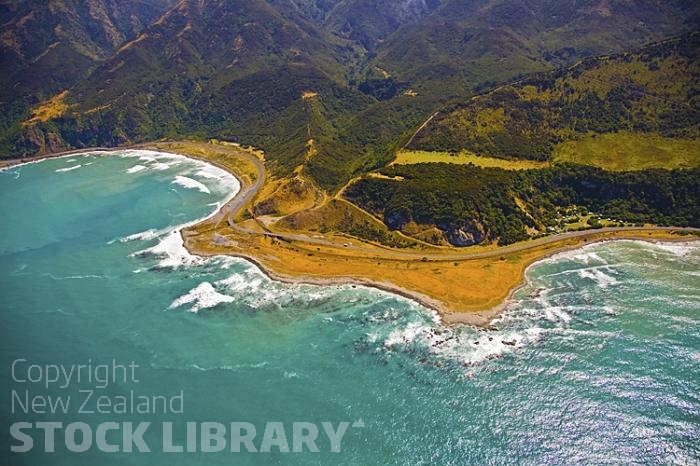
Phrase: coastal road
[
  {"left": 216, "top": 152, "right": 700, "bottom": 262},
  {"left": 234, "top": 222, "right": 700, "bottom": 262},
  {"left": 212, "top": 152, "right": 265, "bottom": 228},
  {"left": 12, "top": 145, "right": 695, "bottom": 262}
]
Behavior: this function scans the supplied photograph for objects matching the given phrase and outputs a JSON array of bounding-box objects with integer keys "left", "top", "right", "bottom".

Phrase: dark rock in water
[
  {"left": 148, "top": 266, "right": 171, "bottom": 273},
  {"left": 502, "top": 340, "right": 517, "bottom": 346}
]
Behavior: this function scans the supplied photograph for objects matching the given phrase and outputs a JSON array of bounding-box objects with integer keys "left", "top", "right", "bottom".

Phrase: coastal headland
[{"left": 5, "top": 141, "right": 698, "bottom": 326}]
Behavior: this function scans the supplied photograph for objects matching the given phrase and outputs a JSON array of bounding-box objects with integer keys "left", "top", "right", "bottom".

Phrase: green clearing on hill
[
  {"left": 394, "top": 150, "right": 550, "bottom": 170},
  {"left": 553, "top": 132, "right": 700, "bottom": 171}
]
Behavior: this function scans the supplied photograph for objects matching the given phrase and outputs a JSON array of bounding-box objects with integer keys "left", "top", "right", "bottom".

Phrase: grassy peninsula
[{"left": 137, "top": 141, "right": 697, "bottom": 326}]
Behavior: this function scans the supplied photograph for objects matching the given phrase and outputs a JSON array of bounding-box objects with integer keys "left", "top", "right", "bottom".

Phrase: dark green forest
[{"left": 345, "top": 163, "right": 700, "bottom": 246}]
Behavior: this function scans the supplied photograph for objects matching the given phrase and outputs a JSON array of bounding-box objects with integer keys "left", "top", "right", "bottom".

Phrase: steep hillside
[
  {"left": 0, "top": 0, "right": 176, "bottom": 97},
  {"left": 323, "top": 0, "right": 442, "bottom": 49},
  {"left": 321, "top": 0, "right": 700, "bottom": 190},
  {"left": 410, "top": 32, "right": 700, "bottom": 161},
  {"left": 367, "top": 0, "right": 699, "bottom": 95},
  {"left": 3, "top": 0, "right": 699, "bottom": 194},
  {"left": 0, "top": 0, "right": 177, "bottom": 152},
  {"left": 11, "top": 0, "right": 369, "bottom": 164}
]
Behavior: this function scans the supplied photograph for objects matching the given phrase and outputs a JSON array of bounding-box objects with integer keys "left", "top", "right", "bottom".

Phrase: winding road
[
  {"left": 5, "top": 145, "right": 698, "bottom": 261},
  {"left": 215, "top": 152, "right": 700, "bottom": 262}
]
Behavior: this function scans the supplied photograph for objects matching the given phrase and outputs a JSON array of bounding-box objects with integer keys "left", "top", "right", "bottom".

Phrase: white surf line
[
  {"left": 0, "top": 149, "right": 114, "bottom": 172},
  {"left": 171, "top": 175, "right": 211, "bottom": 194},
  {"left": 55, "top": 164, "right": 82, "bottom": 173}
]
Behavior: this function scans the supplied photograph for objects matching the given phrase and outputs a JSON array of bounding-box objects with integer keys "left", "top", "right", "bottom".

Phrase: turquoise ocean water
[{"left": 1, "top": 151, "right": 698, "bottom": 465}]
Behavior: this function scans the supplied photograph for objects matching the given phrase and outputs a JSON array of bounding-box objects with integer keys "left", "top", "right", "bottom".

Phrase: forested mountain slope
[
  {"left": 0, "top": 0, "right": 177, "bottom": 151},
  {"left": 410, "top": 32, "right": 700, "bottom": 161},
  {"left": 2, "top": 0, "right": 699, "bottom": 193}
]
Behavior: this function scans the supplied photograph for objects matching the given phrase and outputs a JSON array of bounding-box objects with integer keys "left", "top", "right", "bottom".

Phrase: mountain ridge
[{"left": 2, "top": 0, "right": 699, "bottom": 194}]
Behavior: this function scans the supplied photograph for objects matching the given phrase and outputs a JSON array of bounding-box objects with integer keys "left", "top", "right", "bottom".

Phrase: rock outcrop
[{"left": 443, "top": 220, "right": 486, "bottom": 247}]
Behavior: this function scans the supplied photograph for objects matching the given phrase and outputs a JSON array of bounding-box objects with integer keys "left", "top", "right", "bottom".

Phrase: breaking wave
[
  {"left": 171, "top": 175, "right": 211, "bottom": 194},
  {"left": 169, "top": 282, "right": 235, "bottom": 313},
  {"left": 126, "top": 164, "right": 147, "bottom": 174},
  {"left": 55, "top": 164, "right": 82, "bottom": 173}
]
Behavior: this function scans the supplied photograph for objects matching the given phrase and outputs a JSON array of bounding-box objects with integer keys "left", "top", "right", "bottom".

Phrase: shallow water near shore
[{"left": 1, "top": 151, "right": 698, "bottom": 465}]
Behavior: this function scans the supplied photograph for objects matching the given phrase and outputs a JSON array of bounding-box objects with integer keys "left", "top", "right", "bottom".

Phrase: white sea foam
[
  {"left": 3, "top": 170, "right": 21, "bottom": 179},
  {"left": 121, "top": 149, "right": 241, "bottom": 270},
  {"left": 535, "top": 242, "right": 608, "bottom": 266},
  {"left": 136, "top": 155, "right": 157, "bottom": 163},
  {"left": 108, "top": 227, "right": 166, "bottom": 245},
  {"left": 169, "top": 282, "right": 235, "bottom": 313},
  {"left": 118, "top": 149, "right": 186, "bottom": 171},
  {"left": 384, "top": 321, "right": 429, "bottom": 348},
  {"left": 0, "top": 151, "right": 103, "bottom": 173},
  {"left": 195, "top": 165, "right": 229, "bottom": 180},
  {"left": 132, "top": 188, "right": 240, "bottom": 269},
  {"left": 216, "top": 269, "right": 298, "bottom": 308},
  {"left": 134, "top": 229, "right": 207, "bottom": 268},
  {"left": 370, "top": 237, "right": 699, "bottom": 370},
  {"left": 151, "top": 162, "right": 172, "bottom": 171},
  {"left": 646, "top": 241, "right": 700, "bottom": 257},
  {"left": 216, "top": 269, "right": 265, "bottom": 293},
  {"left": 211, "top": 265, "right": 370, "bottom": 311},
  {"left": 541, "top": 306, "right": 572, "bottom": 324},
  {"left": 382, "top": 315, "right": 544, "bottom": 367},
  {"left": 126, "top": 164, "right": 147, "bottom": 174},
  {"left": 55, "top": 164, "right": 82, "bottom": 173},
  {"left": 549, "top": 328, "right": 620, "bottom": 339},
  {"left": 120, "top": 228, "right": 161, "bottom": 242},
  {"left": 571, "top": 251, "right": 606, "bottom": 264},
  {"left": 172, "top": 175, "right": 211, "bottom": 194},
  {"left": 577, "top": 267, "right": 618, "bottom": 287},
  {"left": 42, "top": 272, "right": 107, "bottom": 280},
  {"left": 118, "top": 149, "right": 175, "bottom": 162}
]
